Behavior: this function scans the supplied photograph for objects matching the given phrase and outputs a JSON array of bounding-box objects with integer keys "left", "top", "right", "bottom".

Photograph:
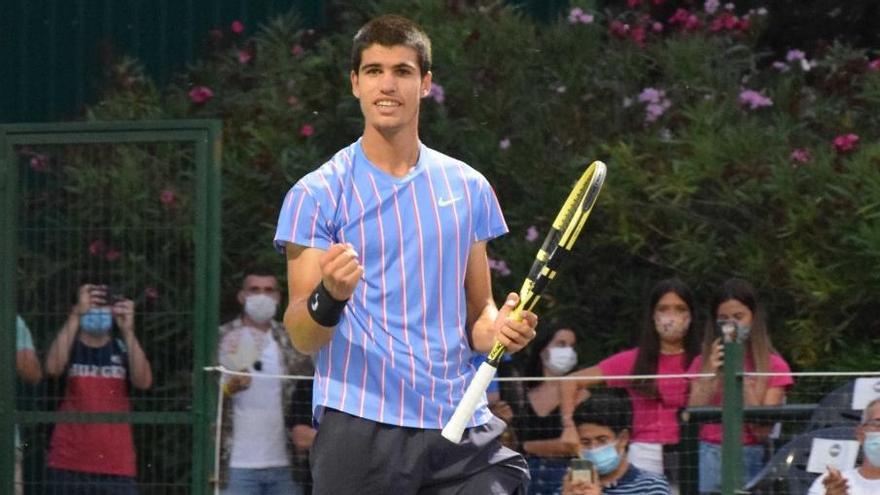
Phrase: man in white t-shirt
[
  {"left": 217, "top": 270, "right": 314, "bottom": 495},
  {"left": 808, "top": 398, "right": 880, "bottom": 495}
]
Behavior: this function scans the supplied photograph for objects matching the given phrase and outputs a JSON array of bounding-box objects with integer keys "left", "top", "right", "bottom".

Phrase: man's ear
[
  {"left": 237, "top": 290, "right": 246, "bottom": 307},
  {"left": 617, "top": 429, "right": 631, "bottom": 452},
  {"left": 350, "top": 70, "right": 360, "bottom": 98},
  {"left": 421, "top": 70, "right": 433, "bottom": 97}
]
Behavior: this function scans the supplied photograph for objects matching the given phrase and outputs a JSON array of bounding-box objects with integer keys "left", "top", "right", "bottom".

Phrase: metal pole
[{"left": 721, "top": 340, "right": 744, "bottom": 494}]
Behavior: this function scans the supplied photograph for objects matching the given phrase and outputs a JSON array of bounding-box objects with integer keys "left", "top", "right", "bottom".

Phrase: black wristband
[{"left": 307, "top": 281, "right": 348, "bottom": 327}]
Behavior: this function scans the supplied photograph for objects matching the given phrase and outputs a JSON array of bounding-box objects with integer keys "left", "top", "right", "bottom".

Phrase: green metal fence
[{"left": 0, "top": 120, "right": 221, "bottom": 494}]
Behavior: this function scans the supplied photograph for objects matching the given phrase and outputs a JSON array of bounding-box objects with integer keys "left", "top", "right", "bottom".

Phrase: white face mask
[
  {"left": 544, "top": 347, "right": 578, "bottom": 375},
  {"left": 244, "top": 294, "right": 278, "bottom": 324},
  {"left": 654, "top": 313, "right": 691, "bottom": 340}
]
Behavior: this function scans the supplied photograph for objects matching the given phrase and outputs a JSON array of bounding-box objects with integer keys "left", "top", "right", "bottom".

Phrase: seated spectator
[
  {"left": 217, "top": 270, "right": 313, "bottom": 495},
  {"left": 514, "top": 325, "right": 584, "bottom": 495},
  {"left": 562, "top": 391, "right": 670, "bottom": 495},
  {"left": 44, "top": 284, "right": 153, "bottom": 494},
  {"left": 16, "top": 315, "right": 42, "bottom": 495},
  {"left": 808, "top": 398, "right": 880, "bottom": 495}
]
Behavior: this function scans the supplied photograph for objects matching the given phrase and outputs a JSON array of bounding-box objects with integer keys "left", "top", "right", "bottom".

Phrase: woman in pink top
[
  {"left": 559, "top": 278, "right": 701, "bottom": 484},
  {"left": 687, "top": 278, "right": 793, "bottom": 494}
]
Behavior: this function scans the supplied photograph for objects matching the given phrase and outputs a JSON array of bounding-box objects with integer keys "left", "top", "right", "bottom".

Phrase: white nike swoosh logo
[
  {"left": 311, "top": 292, "right": 319, "bottom": 311},
  {"left": 438, "top": 196, "right": 461, "bottom": 207}
]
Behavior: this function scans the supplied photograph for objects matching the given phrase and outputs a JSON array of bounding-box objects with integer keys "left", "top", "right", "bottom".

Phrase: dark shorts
[
  {"left": 46, "top": 468, "right": 138, "bottom": 495},
  {"left": 311, "top": 409, "right": 529, "bottom": 495}
]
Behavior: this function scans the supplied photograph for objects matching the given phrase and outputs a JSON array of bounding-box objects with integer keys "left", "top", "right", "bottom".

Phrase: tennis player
[{"left": 274, "top": 14, "right": 538, "bottom": 494}]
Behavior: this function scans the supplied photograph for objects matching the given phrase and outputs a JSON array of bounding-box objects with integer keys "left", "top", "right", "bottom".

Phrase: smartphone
[
  {"left": 715, "top": 319, "right": 736, "bottom": 342},
  {"left": 569, "top": 458, "right": 595, "bottom": 484}
]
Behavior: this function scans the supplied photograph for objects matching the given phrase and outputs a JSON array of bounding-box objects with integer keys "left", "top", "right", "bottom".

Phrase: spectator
[
  {"left": 217, "top": 270, "right": 313, "bottom": 495},
  {"left": 687, "top": 278, "right": 793, "bottom": 494},
  {"left": 560, "top": 278, "right": 700, "bottom": 483},
  {"left": 808, "top": 398, "right": 880, "bottom": 495},
  {"left": 44, "top": 284, "right": 152, "bottom": 494},
  {"left": 562, "top": 391, "right": 671, "bottom": 495},
  {"left": 15, "top": 315, "right": 42, "bottom": 495},
  {"left": 515, "top": 325, "right": 584, "bottom": 494}
]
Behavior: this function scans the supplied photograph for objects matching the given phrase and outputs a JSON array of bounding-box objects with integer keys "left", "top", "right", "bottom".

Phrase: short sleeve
[
  {"left": 274, "top": 182, "right": 334, "bottom": 253},
  {"left": 768, "top": 354, "right": 794, "bottom": 389},
  {"left": 472, "top": 178, "right": 508, "bottom": 243},
  {"left": 686, "top": 355, "right": 704, "bottom": 378},
  {"left": 597, "top": 349, "right": 637, "bottom": 389},
  {"left": 16, "top": 316, "right": 34, "bottom": 351}
]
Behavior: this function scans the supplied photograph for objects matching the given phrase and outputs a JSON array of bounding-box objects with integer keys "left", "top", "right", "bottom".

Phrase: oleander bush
[{"left": 59, "top": 0, "right": 880, "bottom": 371}]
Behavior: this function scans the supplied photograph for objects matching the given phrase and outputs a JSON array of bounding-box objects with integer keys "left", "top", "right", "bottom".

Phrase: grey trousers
[{"left": 310, "top": 409, "right": 529, "bottom": 495}]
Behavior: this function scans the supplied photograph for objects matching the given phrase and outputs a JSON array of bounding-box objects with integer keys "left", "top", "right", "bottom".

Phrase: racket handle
[{"left": 441, "top": 361, "right": 498, "bottom": 443}]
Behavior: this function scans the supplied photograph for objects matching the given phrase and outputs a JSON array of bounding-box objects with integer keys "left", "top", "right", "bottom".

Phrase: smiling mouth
[{"left": 375, "top": 100, "right": 401, "bottom": 108}]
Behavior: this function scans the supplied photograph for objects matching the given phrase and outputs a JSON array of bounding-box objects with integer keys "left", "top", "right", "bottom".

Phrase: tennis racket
[{"left": 441, "top": 160, "right": 607, "bottom": 443}]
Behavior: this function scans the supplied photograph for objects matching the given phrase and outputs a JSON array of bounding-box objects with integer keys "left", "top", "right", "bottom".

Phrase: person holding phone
[
  {"left": 44, "top": 283, "right": 153, "bottom": 494},
  {"left": 562, "top": 391, "right": 671, "bottom": 494},
  {"left": 687, "top": 278, "right": 793, "bottom": 494}
]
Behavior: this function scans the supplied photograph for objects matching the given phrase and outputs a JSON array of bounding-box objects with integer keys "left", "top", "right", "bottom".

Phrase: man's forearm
[{"left": 285, "top": 302, "right": 335, "bottom": 354}]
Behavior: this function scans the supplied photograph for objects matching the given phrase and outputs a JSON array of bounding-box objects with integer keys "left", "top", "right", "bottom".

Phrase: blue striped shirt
[
  {"left": 603, "top": 465, "right": 671, "bottom": 495},
  {"left": 274, "top": 139, "right": 508, "bottom": 429}
]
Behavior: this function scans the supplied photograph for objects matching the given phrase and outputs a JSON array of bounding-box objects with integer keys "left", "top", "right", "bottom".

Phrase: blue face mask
[
  {"left": 580, "top": 442, "right": 622, "bottom": 475},
  {"left": 80, "top": 308, "right": 113, "bottom": 336},
  {"left": 864, "top": 431, "right": 880, "bottom": 467}
]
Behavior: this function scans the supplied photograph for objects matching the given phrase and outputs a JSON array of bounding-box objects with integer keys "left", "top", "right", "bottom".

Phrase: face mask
[
  {"left": 864, "top": 431, "right": 880, "bottom": 467},
  {"left": 580, "top": 442, "right": 622, "bottom": 475},
  {"left": 654, "top": 314, "right": 690, "bottom": 340},
  {"left": 244, "top": 294, "right": 278, "bottom": 324},
  {"left": 80, "top": 308, "right": 113, "bottom": 336},
  {"left": 735, "top": 323, "right": 751, "bottom": 343},
  {"left": 544, "top": 347, "right": 577, "bottom": 375}
]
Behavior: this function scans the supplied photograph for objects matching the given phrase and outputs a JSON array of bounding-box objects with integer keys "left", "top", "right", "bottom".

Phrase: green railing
[{"left": 0, "top": 120, "right": 221, "bottom": 494}]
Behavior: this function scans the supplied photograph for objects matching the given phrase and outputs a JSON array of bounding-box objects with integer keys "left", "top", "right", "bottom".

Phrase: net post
[{"left": 721, "top": 341, "right": 744, "bottom": 495}]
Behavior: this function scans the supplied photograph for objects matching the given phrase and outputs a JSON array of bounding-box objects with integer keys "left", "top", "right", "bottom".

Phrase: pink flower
[
  {"left": 488, "top": 258, "right": 511, "bottom": 277},
  {"left": 29, "top": 154, "right": 49, "bottom": 172},
  {"left": 610, "top": 20, "right": 630, "bottom": 39},
  {"left": 230, "top": 20, "right": 244, "bottom": 35},
  {"left": 669, "top": 9, "right": 701, "bottom": 31},
  {"left": 144, "top": 287, "right": 159, "bottom": 300},
  {"left": 567, "top": 7, "right": 594, "bottom": 24},
  {"left": 638, "top": 88, "right": 664, "bottom": 104},
  {"left": 499, "top": 138, "right": 511, "bottom": 150},
  {"left": 772, "top": 61, "right": 790, "bottom": 72},
  {"left": 704, "top": 0, "right": 720, "bottom": 14},
  {"left": 651, "top": 21, "right": 664, "bottom": 33},
  {"left": 105, "top": 248, "right": 122, "bottom": 262},
  {"left": 638, "top": 87, "right": 672, "bottom": 123},
  {"left": 428, "top": 83, "right": 445, "bottom": 104},
  {"left": 291, "top": 44, "right": 304, "bottom": 57},
  {"left": 739, "top": 89, "right": 773, "bottom": 110},
  {"left": 869, "top": 59, "right": 880, "bottom": 71},
  {"left": 630, "top": 25, "right": 647, "bottom": 46},
  {"left": 300, "top": 124, "right": 315, "bottom": 137},
  {"left": 160, "top": 189, "right": 176, "bottom": 205},
  {"left": 88, "top": 239, "right": 106, "bottom": 256},
  {"left": 525, "top": 226, "right": 539, "bottom": 242},
  {"left": 627, "top": 0, "right": 642, "bottom": 7},
  {"left": 790, "top": 148, "right": 811, "bottom": 164},
  {"left": 786, "top": 49, "right": 806, "bottom": 62},
  {"left": 833, "top": 133, "right": 860, "bottom": 153},
  {"left": 237, "top": 49, "right": 252, "bottom": 64},
  {"left": 188, "top": 86, "right": 214, "bottom": 104}
]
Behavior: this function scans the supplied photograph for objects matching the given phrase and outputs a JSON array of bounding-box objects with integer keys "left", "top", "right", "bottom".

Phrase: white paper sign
[
  {"left": 852, "top": 377, "right": 880, "bottom": 410},
  {"left": 806, "top": 438, "right": 860, "bottom": 474}
]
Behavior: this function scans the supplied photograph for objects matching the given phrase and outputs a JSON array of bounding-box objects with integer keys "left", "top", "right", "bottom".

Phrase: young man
[
  {"left": 562, "top": 392, "right": 671, "bottom": 495},
  {"left": 217, "top": 271, "right": 314, "bottom": 495},
  {"left": 44, "top": 284, "right": 153, "bottom": 494},
  {"left": 274, "top": 14, "right": 539, "bottom": 494},
  {"left": 808, "top": 398, "right": 880, "bottom": 495}
]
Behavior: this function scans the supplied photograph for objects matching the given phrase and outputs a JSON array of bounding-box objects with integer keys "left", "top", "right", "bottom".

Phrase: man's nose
[{"left": 379, "top": 72, "right": 397, "bottom": 92}]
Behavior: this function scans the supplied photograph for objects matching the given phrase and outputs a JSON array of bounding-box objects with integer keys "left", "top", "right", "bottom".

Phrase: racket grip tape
[{"left": 440, "top": 361, "right": 498, "bottom": 443}]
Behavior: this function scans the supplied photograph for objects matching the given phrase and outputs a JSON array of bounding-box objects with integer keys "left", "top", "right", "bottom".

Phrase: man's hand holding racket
[{"left": 493, "top": 292, "right": 538, "bottom": 353}]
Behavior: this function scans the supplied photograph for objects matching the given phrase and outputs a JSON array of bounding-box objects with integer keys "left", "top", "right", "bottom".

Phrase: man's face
[
  {"left": 350, "top": 44, "right": 432, "bottom": 135},
  {"left": 577, "top": 422, "right": 628, "bottom": 454},
  {"left": 238, "top": 275, "right": 280, "bottom": 306}
]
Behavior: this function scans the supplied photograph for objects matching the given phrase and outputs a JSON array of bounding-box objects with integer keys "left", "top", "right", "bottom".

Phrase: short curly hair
[
  {"left": 351, "top": 14, "right": 432, "bottom": 75},
  {"left": 572, "top": 390, "right": 633, "bottom": 435}
]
